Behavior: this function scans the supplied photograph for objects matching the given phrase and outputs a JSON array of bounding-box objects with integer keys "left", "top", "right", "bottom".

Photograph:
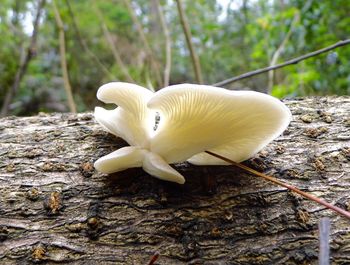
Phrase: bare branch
[
  {"left": 52, "top": 0, "right": 76, "bottom": 113},
  {"left": 0, "top": 0, "right": 46, "bottom": 117},
  {"left": 213, "top": 39, "right": 350, "bottom": 87},
  {"left": 155, "top": 0, "right": 172, "bottom": 87},
  {"left": 64, "top": 0, "right": 115, "bottom": 80},
  {"left": 92, "top": 1, "right": 134, "bottom": 83},
  {"left": 175, "top": 0, "right": 203, "bottom": 84}
]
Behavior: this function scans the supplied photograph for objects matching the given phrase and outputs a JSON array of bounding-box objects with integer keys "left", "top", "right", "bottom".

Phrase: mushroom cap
[
  {"left": 148, "top": 84, "right": 291, "bottom": 165},
  {"left": 95, "top": 82, "right": 153, "bottom": 148},
  {"left": 94, "top": 146, "right": 146, "bottom": 174},
  {"left": 94, "top": 146, "right": 185, "bottom": 184},
  {"left": 94, "top": 82, "right": 185, "bottom": 184}
]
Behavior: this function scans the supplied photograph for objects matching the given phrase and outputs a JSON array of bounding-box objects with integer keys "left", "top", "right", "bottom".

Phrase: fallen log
[{"left": 0, "top": 97, "right": 349, "bottom": 264}]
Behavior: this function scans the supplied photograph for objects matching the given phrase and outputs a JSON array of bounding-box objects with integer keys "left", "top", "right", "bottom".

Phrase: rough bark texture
[{"left": 0, "top": 97, "right": 349, "bottom": 265}]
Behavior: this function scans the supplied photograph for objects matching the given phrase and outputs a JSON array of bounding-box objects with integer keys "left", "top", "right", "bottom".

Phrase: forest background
[{"left": 0, "top": 0, "right": 349, "bottom": 116}]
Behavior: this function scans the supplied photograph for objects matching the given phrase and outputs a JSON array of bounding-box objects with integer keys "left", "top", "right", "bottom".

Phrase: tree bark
[{"left": 0, "top": 97, "right": 349, "bottom": 264}]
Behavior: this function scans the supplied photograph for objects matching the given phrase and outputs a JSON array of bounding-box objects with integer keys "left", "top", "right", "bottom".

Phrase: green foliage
[{"left": 0, "top": 0, "right": 349, "bottom": 116}]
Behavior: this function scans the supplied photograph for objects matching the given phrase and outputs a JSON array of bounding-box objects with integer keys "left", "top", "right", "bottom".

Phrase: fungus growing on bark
[
  {"left": 94, "top": 82, "right": 291, "bottom": 184},
  {"left": 94, "top": 82, "right": 350, "bottom": 220}
]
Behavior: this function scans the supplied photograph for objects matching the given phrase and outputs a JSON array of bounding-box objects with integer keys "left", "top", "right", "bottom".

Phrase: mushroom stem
[{"left": 205, "top": 150, "right": 350, "bottom": 220}]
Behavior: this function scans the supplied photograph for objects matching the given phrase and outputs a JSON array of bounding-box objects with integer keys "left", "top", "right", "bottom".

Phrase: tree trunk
[{"left": 0, "top": 97, "right": 349, "bottom": 265}]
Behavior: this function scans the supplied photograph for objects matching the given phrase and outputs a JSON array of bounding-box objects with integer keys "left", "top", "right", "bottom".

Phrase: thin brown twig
[
  {"left": 53, "top": 0, "right": 77, "bottom": 113},
  {"left": 147, "top": 251, "right": 159, "bottom": 265},
  {"left": 213, "top": 39, "right": 350, "bottom": 87},
  {"left": 64, "top": 0, "right": 115, "bottom": 80},
  {"left": 0, "top": 0, "right": 46, "bottom": 117},
  {"left": 92, "top": 1, "right": 134, "bottom": 83},
  {"left": 155, "top": 0, "right": 171, "bottom": 87},
  {"left": 205, "top": 151, "right": 350, "bottom": 220},
  {"left": 175, "top": 0, "right": 203, "bottom": 84}
]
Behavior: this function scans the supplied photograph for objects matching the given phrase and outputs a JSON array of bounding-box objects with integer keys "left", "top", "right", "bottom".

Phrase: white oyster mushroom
[
  {"left": 94, "top": 82, "right": 292, "bottom": 184},
  {"left": 94, "top": 82, "right": 185, "bottom": 184},
  {"left": 149, "top": 84, "right": 292, "bottom": 165}
]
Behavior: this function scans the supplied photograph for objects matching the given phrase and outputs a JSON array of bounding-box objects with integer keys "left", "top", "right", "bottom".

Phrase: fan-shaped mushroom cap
[
  {"left": 143, "top": 151, "right": 185, "bottom": 184},
  {"left": 94, "top": 146, "right": 146, "bottom": 174},
  {"left": 94, "top": 146, "right": 185, "bottom": 184},
  {"left": 148, "top": 84, "right": 291, "bottom": 165},
  {"left": 95, "top": 82, "right": 153, "bottom": 148},
  {"left": 94, "top": 82, "right": 185, "bottom": 184}
]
